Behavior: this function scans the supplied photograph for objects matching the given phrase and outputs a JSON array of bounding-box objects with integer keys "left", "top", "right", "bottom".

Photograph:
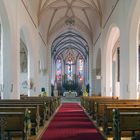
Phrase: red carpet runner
[{"left": 41, "top": 103, "right": 105, "bottom": 140}]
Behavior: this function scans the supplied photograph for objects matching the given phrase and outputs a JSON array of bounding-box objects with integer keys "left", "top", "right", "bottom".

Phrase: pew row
[
  {"left": 0, "top": 109, "right": 31, "bottom": 140},
  {"left": 0, "top": 96, "right": 61, "bottom": 140},
  {"left": 81, "top": 96, "right": 140, "bottom": 139},
  {"left": 113, "top": 108, "right": 140, "bottom": 140},
  {"left": 81, "top": 96, "right": 118, "bottom": 115}
]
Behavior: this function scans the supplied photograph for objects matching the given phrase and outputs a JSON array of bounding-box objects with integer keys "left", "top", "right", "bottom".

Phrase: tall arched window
[
  {"left": 20, "top": 39, "right": 28, "bottom": 95},
  {"left": 20, "top": 39, "right": 28, "bottom": 73},
  {"left": 65, "top": 51, "right": 75, "bottom": 81},
  {"left": 67, "top": 58, "right": 73, "bottom": 80},
  {"left": 117, "top": 47, "right": 120, "bottom": 82},
  {"left": 77, "top": 57, "right": 84, "bottom": 81},
  {"left": 56, "top": 58, "right": 62, "bottom": 81}
]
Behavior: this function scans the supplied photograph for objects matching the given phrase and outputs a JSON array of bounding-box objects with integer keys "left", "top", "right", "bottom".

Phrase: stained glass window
[
  {"left": 56, "top": 59, "right": 62, "bottom": 80},
  {"left": 78, "top": 58, "right": 84, "bottom": 81},
  {"left": 67, "top": 59, "right": 73, "bottom": 80},
  {"left": 65, "top": 51, "right": 75, "bottom": 81}
]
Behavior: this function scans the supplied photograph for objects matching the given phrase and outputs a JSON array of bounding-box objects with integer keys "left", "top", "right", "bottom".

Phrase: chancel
[
  {"left": 0, "top": 0, "right": 140, "bottom": 140},
  {"left": 51, "top": 31, "right": 89, "bottom": 97}
]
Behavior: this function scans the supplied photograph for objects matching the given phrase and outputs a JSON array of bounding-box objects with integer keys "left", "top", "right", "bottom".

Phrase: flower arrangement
[{"left": 83, "top": 89, "right": 88, "bottom": 96}]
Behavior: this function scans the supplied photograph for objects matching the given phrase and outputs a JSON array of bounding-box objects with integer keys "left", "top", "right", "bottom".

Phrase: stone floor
[{"left": 61, "top": 96, "right": 80, "bottom": 103}]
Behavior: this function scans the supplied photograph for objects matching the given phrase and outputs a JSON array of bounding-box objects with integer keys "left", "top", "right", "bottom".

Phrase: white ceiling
[
  {"left": 23, "top": 0, "right": 105, "bottom": 43},
  {"left": 39, "top": 0, "right": 104, "bottom": 43}
]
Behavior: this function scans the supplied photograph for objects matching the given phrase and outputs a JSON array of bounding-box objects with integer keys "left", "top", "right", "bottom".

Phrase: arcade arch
[{"left": 105, "top": 26, "right": 120, "bottom": 97}]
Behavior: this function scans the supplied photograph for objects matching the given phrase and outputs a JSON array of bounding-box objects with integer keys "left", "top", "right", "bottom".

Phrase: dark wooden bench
[
  {"left": 20, "top": 96, "right": 61, "bottom": 117},
  {"left": 81, "top": 96, "right": 118, "bottom": 117},
  {"left": 0, "top": 102, "right": 45, "bottom": 126},
  {"left": 0, "top": 96, "right": 61, "bottom": 138},
  {"left": 0, "top": 97, "right": 61, "bottom": 124},
  {"left": 113, "top": 108, "right": 140, "bottom": 140},
  {"left": 0, "top": 109, "right": 31, "bottom": 140},
  {"left": 93, "top": 99, "right": 140, "bottom": 126},
  {"left": 102, "top": 105, "right": 140, "bottom": 135}
]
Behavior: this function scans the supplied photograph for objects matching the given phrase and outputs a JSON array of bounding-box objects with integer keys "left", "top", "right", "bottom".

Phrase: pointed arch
[
  {"left": 105, "top": 25, "right": 120, "bottom": 97},
  {"left": 20, "top": 26, "right": 33, "bottom": 96}
]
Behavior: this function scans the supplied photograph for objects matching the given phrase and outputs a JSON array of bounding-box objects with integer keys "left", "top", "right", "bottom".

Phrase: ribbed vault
[
  {"left": 52, "top": 30, "right": 88, "bottom": 61},
  {"left": 38, "top": 0, "right": 104, "bottom": 43}
]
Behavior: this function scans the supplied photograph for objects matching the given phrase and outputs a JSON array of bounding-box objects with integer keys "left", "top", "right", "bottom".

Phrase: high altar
[{"left": 63, "top": 91, "right": 77, "bottom": 97}]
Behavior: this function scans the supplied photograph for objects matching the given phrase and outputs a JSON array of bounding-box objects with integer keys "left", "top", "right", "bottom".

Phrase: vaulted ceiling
[
  {"left": 52, "top": 31, "right": 89, "bottom": 61},
  {"left": 38, "top": 0, "right": 104, "bottom": 43},
  {"left": 22, "top": 0, "right": 104, "bottom": 44}
]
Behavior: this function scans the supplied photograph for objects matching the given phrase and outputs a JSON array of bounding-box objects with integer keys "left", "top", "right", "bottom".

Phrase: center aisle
[{"left": 41, "top": 103, "right": 106, "bottom": 140}]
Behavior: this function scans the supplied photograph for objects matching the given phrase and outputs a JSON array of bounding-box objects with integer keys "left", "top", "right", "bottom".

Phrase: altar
[{"left": 63, "top": 91, "right": 77, "bottom": 97}]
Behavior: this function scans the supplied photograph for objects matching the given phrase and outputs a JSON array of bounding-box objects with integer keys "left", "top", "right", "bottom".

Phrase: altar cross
[{"left": 66, "top": 60, "right": 75, "bottom": 79}]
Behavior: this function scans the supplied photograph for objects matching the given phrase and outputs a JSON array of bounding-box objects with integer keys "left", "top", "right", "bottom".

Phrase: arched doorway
[
  {"left": 105, "top": 26, "right": 120, "bottom": 97},
  {"left": 19, "top": 27, "right": 34, "bottom": 97},
  {"left": 20, "top": 35, "right": 28, "bottom": 96},
  {"left": 51, "top": 30, "right": 89, "bottom": 96},
  {"left": 95, "top": 49, "right": 101, "bottom": 95}
]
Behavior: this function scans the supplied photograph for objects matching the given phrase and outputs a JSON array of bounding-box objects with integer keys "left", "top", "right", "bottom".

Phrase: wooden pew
[
  {"left": 113, "top": 108, "right": 140, "bottom": 140},
  {"left": 0, "top": 96, "right": 61, "bottom": 138},
  {"left": 0, "top": 96, "right": 56, "bottom": 122},
  {"left": 20, "top": 96, "right": 61, "bottom": 117},
  {"left": 93, "top": 99, "right": 140, "bottom": 125},
  {"left": 81, "top": 96, "right": 140, "bottom": 139},
  {"left": 102, "top": 105, "right": 140, "bottom": 135},
  {"left": 0, "top": 96, "right": 61, "bottom": 131},
  {"left": 0, "top": 101, "right": 45, "bottom": 126},
  {"left": 0, "top": 109, "right": 31, "bottom": 140},
  {"left": 81, "top": 96, "right": 118, "bottom": 117}
]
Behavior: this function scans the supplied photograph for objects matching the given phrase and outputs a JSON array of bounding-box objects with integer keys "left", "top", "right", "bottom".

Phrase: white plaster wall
[
  {"left": 0, "top": 0, "right": 47, "bottom": 99},
  {"left": 0, "top": 0, "right": 16, "bottom": 99},
  {"left": 38, "top": 41, "right": 48, "bottom": 94},
  {"left": 1, "top": 0, "right": 140, "bottom": 99},
  {"left": 18, "top": 0, "right": 39, "bottom": 97},
  {"left": 128, "top": 0, "right": 140, "bottom": 99},
  {"left": 101, "top": 1, "right": 130, "bottom": 98},
  {"left": 94, "top": 0, "right": 133, "bottom": 99},
  {"left": 88, "top": 43, "right": 94, "bottom": 96},
  {"left": 93, "top": 38, "right": 102, "bottom": 95}
]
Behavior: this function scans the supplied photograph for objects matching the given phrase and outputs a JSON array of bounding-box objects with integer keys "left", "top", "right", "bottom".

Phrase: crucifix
[{"left": 65, "top": 60, "right": 75, "bottom": 80}]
